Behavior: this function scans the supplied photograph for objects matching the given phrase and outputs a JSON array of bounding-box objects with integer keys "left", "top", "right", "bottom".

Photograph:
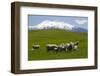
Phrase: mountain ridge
[{"left": 28, "top": 20, "right": 87, "bottom": 32}]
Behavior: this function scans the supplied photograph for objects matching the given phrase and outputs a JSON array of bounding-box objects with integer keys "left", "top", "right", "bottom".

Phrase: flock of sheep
[{"left": 32, "top": 41, "right": 79, "bottom": 52}]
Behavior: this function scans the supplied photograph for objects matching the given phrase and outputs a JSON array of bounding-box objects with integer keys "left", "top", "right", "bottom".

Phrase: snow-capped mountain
[
  {"left": 29, "top": 20, "right": 87, "bottom": 32},
  {"left": 29, "top": 20, "right": 74, "bottom": 30}
]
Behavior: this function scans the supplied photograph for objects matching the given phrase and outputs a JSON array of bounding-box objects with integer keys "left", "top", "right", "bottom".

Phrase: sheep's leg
[{"left": 66, "top": 48, "right": 68, "bottom": 52}]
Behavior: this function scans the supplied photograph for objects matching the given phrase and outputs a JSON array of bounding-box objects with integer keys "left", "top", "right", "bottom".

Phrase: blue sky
[{"left": 28, "top": 15, "right": 88, "bottom": 29}]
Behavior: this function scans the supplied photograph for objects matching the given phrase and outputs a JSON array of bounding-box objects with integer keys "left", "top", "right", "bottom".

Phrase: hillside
[{"left": 28, "top": 29, "right": 88, "bottom": 60}]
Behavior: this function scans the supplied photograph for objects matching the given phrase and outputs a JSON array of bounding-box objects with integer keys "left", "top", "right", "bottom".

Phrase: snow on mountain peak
[{"left": 29, "top": 20, "right": 75, "bottom": 30}]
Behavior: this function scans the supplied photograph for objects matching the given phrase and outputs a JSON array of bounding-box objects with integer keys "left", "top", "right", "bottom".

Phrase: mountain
[
  {"left": 72, "top": 27, "right": 88, "bottom": 32},
  {"left": 29, "top": 20, "right": 87, "bottom": 32},
  {"left": 29, "top": 20, "right": 74, "bottom": 30}
]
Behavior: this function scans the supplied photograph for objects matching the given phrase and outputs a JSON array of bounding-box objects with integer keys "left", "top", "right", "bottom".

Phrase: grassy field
[{"left": 28, "top": 29, "right": 88, "bottom": 61}]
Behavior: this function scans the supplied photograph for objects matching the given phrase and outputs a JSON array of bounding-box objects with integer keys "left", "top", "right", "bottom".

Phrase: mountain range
[{"left": 28, "top": 20, "right": 87, "bottom": 32}]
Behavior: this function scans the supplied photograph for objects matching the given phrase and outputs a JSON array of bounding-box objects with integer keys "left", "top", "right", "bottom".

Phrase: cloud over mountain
[
  {"left": 29, "top": 20, "right": 74, "bottom": 30},
  {"left": 28, "top": 20, "right": 87, "bottom": 32}
]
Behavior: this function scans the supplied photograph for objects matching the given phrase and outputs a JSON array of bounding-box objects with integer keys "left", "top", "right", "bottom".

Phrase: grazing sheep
[
  {"left": 46, "top": 44, "right": 57, "bottom": 51},
  {"left": 32, "top": 44, "right": 40, "bottom": 50},
  {"left": 46, "top": 41, "right": 79, "bottom": 52},
  {"left": 70, "top": 42, "right": 75, "bottom": 49},
  {"left": 65, "top": 41, "right": 79, "bottom": 51},
  {"left": 73, "top": 41, "right": 79, "bottom": 50},
  {"left": 66, "top": 43, "right": 73, "bottom": 51},
  {"left": 57, "top": 43, "right": 66, "bottom": 52}
]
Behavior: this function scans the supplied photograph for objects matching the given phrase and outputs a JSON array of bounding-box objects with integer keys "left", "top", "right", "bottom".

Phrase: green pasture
[{"left": 28, "top": 29, "right": 88, "bottom": 61}]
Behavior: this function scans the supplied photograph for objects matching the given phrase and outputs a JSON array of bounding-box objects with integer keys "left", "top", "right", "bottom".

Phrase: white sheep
[{"left": 32, "top": 44, "right": 40, "bottom": 49}]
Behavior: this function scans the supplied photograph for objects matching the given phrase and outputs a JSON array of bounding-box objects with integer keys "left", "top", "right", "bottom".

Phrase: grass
[{"left": 28, "top": 29, "right": 88, "bottom": 61}]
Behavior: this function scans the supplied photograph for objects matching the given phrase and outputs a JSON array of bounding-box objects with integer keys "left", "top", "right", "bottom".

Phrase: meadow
[{"left": 28, "top": 29, "right": 88, "bottom": 61}]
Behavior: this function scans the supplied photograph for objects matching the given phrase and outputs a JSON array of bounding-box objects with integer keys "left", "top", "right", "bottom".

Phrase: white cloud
[
  {"left": 29, "top": 20, "right": 75, "bottom": 30},
  {"left": 75, "top": 19, "right": 87, "bottom": 25}
]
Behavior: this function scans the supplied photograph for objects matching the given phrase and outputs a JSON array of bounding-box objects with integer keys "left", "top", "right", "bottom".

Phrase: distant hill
[{"left": 72, "top": 27, "right": 88, "bottom": 32}]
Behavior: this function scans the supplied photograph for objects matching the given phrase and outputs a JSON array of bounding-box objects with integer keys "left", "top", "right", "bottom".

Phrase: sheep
[
  {"left": 46, "top": 41, "right": 79, "bottom": 52},
  {"left": 65, "top": 41, "right": 79, "bottom": 51},
  {"left": 32, "top": 44, "right": 40, "bottom": 50},
  {"left": 46, "top": 44, "right": 58, "bottom": 51},
  {"left": 73, "top": 41, "right": 79, "bottom": 50},
  {"left": 52, "top": 43, "right": 69, "bottom": 52},
  {"left": 57, "top": 43, "right": 67, "bottom": 52},
  {"left": 66, "top": 43, "right": 73, "bottom": 51}
]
